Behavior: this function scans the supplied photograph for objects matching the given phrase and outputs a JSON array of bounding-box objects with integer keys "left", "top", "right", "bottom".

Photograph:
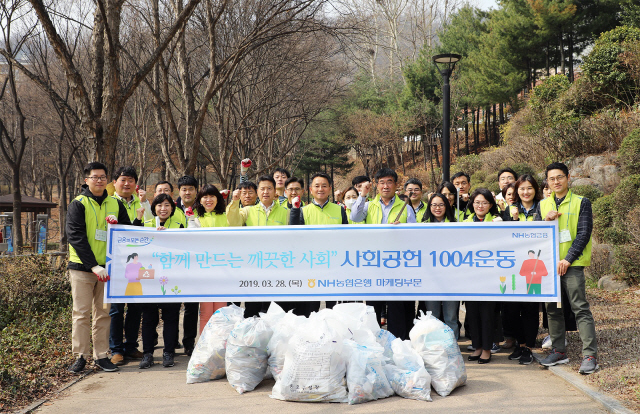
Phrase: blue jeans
[
  {"left": 109, "top": 303, "right": 142, "bottom": 355},
  {"left": 424, "top": 301, "right": 460, "bottom": 340}
]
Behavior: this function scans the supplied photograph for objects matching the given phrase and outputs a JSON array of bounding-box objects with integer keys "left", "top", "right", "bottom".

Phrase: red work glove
[
  {"left": 185, "top": 206, "right": 194, "bottom": 217},
  {"left": 105, "top": 215, "right": 118, "bottom": 225},
  {"left": 241, "top": 158, "right": 252, "bottom": 168},
  {"left": 292, "top": 196, "right": 301, "bottom": 209},
  {"left": 220, "top": 189, "right": 230, "bottom": 200},
  {"left": 91, "top": 265, "right": 110, "bottom": 282}
]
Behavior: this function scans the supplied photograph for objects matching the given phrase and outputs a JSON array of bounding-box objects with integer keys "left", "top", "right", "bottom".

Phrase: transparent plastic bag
[
  {"left": 375, "top": 329, "right": 396, "bottom": 362},
  {"left": 410, "top": 311, "right": 467, "bottom": 397},
  {"left": 186, "top": 304, "right": 244, "bottom": 384},
  {"left": 271, "top": 319, "right": 347, "bottom": 403},
  {"left": 386, "top": 338, "right": 432, "bottom": 401},
  {"left": 225, "top": 317, "right": 273, "bottom": 394},
  {"left": 344, "top": 339, "right": 393, "bottom": 404},
  {"left": 266, "top": 312, "right": 307, "bottom": 381},
  {"left": 384, "top": 364, "right": 432, "bottom": 402}
]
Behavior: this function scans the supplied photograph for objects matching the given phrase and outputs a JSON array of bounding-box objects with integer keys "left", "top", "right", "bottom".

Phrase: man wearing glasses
[
  {"left": 282, "top": 177, "right": 306, "bottom": 209},
  {"left": 535, "top": 162, "right": 598, "bottom": 375},
  {"left": 66, "top": 162, "right": 132, "bottom": 373}
]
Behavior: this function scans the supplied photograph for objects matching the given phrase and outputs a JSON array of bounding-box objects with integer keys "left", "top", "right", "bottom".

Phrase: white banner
[{"left": 105, "top": 222, "right": 560, "bottom": 303}]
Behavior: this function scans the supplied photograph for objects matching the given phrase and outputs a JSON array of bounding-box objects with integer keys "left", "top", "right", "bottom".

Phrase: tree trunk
[
  {"left": 476, "top": 108, "right": 480, "bottom": 151},
  {"left": 484, "top": 107, "right": 489, "bottom": 146},
  {"left": 559, "top": 30, "right": 565, "bottom": 75},
  {"left": 492, "top": 104, "right": 497, "bottom": 145},
  {"left": 464, "top": 105, "right": 469, "bottom": 155},
  {"left": 568, "top": 31, "right": 574, "bottom": 82},
  {"left": 546, "top": 41, "right": 550, "bottom": 77}
]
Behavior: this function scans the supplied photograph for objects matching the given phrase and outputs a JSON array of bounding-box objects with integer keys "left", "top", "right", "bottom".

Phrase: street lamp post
[{"left": 432, "top": 53, "right": 461, "bottom": 183}]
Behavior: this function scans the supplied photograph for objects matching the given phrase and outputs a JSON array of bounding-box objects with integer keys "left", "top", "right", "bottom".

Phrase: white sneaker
[
  {"left": 542, "top": 336, "right": 568, "bottom": 349},
  {"left": 467, "top": 344, "right": 476, "bottom": 351}
]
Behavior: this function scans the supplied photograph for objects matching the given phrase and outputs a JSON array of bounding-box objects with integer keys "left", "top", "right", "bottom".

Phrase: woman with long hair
[
  {"left": 437, "top": 181, "right": 465, "bottom": 222},
  {"left": 422, "top": 193, "right": 459, "bottom": 338}
]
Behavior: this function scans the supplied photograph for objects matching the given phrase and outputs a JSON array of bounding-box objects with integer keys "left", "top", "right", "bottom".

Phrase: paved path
[{"left": 36, "top": 339, "right": 607, "bottom": 414}]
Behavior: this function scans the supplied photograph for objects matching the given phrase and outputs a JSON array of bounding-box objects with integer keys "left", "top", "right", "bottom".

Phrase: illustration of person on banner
[{"left": 518, "top": 250, "right": 548, "bottom": 295}]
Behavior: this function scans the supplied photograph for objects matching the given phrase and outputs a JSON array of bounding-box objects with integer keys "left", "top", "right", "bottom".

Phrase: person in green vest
[
  {"left": 238, "top": 181, "right": 258, "bottom": 208},
  {"left": 108, "top": 166, "right": 145, "bottom": 366},
  {"left": 137, "top": 193, "right": 183, "bottom": 370},
  {"left": 404, "top": 178, "right": 426, "bottom": 222},
  {"left": 273, "top": 168, "right": 291, "bottom": 205},
  {"left": 289, "top": 172, "right": 348, "bottom": 315},
  {"left": 452, "top": 172, "right": 473, "bottom": 219},
  {"left": 228, "top": 175, "right": 289, "bottom": 317},
  {"left": 187, "top": 184, "right": 231, "bottom": 335},
  {"left": 437, "top": 181, "right": 466, "bottom": 222},
  {"left": 502, "top": 174, "right": 543, "bottom": 365},
  {"left": 140, "top": 180, "right": 186, "bottom": 225},
  {"left": 66, "top": 162, "right": 132, "bottom": 374},
  {"left": 535, "top": 162, "right": 598, "bottom": 375},
  {"left": 421, "top": 193, "right": 460, "bottom": 340},
  {"left": 463, "top": 188, "right": 503, "bottom": 223},
  {"left": 350, "top": 168, "right": 417, "bottom": 340},
  {"left": 495, "top": 168, "right": 518, "bottom": 213},
  {"left": 282, "top": 176, "right": 306, "bottom": 210},
  {"left": 343, "top": 187, "right": 364, "bottom": 224}
]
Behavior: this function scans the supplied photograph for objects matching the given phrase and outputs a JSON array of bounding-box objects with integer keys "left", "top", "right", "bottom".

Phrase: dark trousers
[
  {"left": 466, "top": 301, "right": 495, "bottom": 351},
  {"left": 244, "top": 301, "right": 268, "bottom": 318},
  {"left": 109, "top": 303, "right": 141, "bottom": 355},
  {"left": 367, "top": 301, "right": 387, "bottom": 327},
  {"left": 182, "top": 302, "right": 199, "bottom": 350},
  {"left": 142, "top": 303, "right": 180, "bottom": 354},
  {"left": 503, "top": 302, "right": 539, "bottom": 348},
  {"left": 386, "top": 301, "right": 416, "bottom": 340}
]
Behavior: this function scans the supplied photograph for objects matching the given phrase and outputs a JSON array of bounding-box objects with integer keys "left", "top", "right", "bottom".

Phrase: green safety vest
[
  {"left": 69, "top": 195, "right": 120, "bottom": 266},
  {"left": 173, "top": 207, "right": 187, "bottom": 227},
  {"left": 540, "top": 190, "right": 592, "bottom": 266},
  {"left": 111, "top": 193, "right": 141, "bottom": 222},
  {"left": 415, "top": 203, "right": 426, "bottom": 222},
  {"left": 365, "top": 195, "right": 409, "bottom": 224},
  {"left": 144, "top": 215, "right": 183, "bottom": 229},
  {"left": 454, "top": 208, "right": 464, "bottom": 222},
  {"left": 196, "top": 211, "right": 229, "bottom": 227},
  {"left": 347, "top": 208, "right": 364, "bottom": 225},
  {"left": 463, "top": 212, "right": 497, "bottom": 222},
  {"left": 302, "top": 202, "right": 343, "bottom": 225},
  {"left": 245, "top": 202, "right": 288, "bottom": 226}
]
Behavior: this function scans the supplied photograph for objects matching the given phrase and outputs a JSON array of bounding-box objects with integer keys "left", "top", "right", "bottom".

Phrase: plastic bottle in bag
[
  {"left": 344, "top": 339, "right": 393, "bottom": 404},
  {"left": 186, "top": 304, "right": 244, "bottom": 384},
  {"left": 225, "top": 317, "right": 273, "bottom": 394}
]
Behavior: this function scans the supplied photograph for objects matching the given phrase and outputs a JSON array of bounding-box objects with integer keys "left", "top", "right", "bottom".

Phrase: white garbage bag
[
  {"left": 344, "top": 339, "right": 393, "bottom": 404},
  {"left": 186, "top": 304, "right": 244, "bottom": 384},
  {"left": 375, "top": 329, "right": 396, "bottom": 362},
  {"left": 271, "top": 319, "right": 347, "bottom": 402},
  {"left": 225, "top": 316, "right": 273, "bottom": 394},
  {"left": 385, "top": 338, "right": 432, "bottom": 401},
  {"left": 410, "top": 311, "right": 467, "bottom": 397},
  {"left": 266, "top": 311, "right": 307, "bottom": 381},
  {"left": 332, "top": 303, "right": 381, "bottom": 336}
]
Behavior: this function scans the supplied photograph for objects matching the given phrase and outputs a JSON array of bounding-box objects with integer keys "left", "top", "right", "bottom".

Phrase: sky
[{"left": 475, "top": 0, "right": 499, "bottom": 11}]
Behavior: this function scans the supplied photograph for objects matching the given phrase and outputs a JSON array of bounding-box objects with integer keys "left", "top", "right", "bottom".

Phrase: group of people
[{"left": 65, "top": 159, "right": 598, "bottom": 376}]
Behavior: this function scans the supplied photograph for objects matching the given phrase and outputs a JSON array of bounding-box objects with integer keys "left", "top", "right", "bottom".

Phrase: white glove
[
  {"left": 492, "top": 216, "right": 503, "bottom": 222},
  {"left": 91, "top": 265, "right": 110, "bottom": 282},
  {"left": 187, "top": 216, "right": 201, "bottom": 228}
]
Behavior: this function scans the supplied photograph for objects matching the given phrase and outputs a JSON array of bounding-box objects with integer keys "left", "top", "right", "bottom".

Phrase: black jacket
[{"left": 66, "top": 185, "right": 131, "bottom": 272}]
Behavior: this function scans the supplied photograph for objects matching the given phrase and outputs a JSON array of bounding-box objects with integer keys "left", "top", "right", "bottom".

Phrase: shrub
[
  {"left": 529, "top": 74, "right": 570, "bottom": 110},
  {"left": 451, "top": 154, "right": 483, "bottom": 177},
  {"left": 592, "top": 194, "right": 614, "bottom": 243},
  {"left": 618, "top": 127, "right": 640, "bottom": 175},
  {"left": 582, "top": 26, "right": 640, "bottom": 103},
  {"left": 611, "top": 174, "right": 640, "bottom": 218},
  {"left": 613, "top": 244, "right": 640, "bottom": 285},
  {"left": 509, "top": 163, "right": 537, "bottom": 179},
  {"left": 572, "top": 184, "right": 604, "bottom": 203}
]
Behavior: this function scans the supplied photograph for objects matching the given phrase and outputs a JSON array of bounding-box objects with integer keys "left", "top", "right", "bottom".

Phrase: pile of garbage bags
[{"left": 186, "top": 303, "right": 466, "bottom": 404}]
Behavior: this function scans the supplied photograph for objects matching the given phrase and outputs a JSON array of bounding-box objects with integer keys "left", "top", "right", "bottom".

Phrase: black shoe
[
  {"left": 95, "top": 357, "right": 119, "bottom": 372},
  {"left": 519, "top": 348, "right": 534, "bottom": 365},
  {"left": 468, "top": 354, "right": 481, "bottom": 361},
  {"left": 68, "top": 356, "right": 86, "bottom": 373},
  {"left": 478, "top": 355, "right": 491, "bottom": 364},
  {"left": 163, "top": 352, "right": 174, "bottom": 367},
  {"left": 175, "top": 342, "right": 183, "bottom": 349},
  {"left": 185, "top": 348, "right": 193, "bottom": 357},
  {"left": 508, "top": 347, "right": 524, "bottom": 360},
  {"left": 139, "top": 353, "right": 154, "bottom": 369}
]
